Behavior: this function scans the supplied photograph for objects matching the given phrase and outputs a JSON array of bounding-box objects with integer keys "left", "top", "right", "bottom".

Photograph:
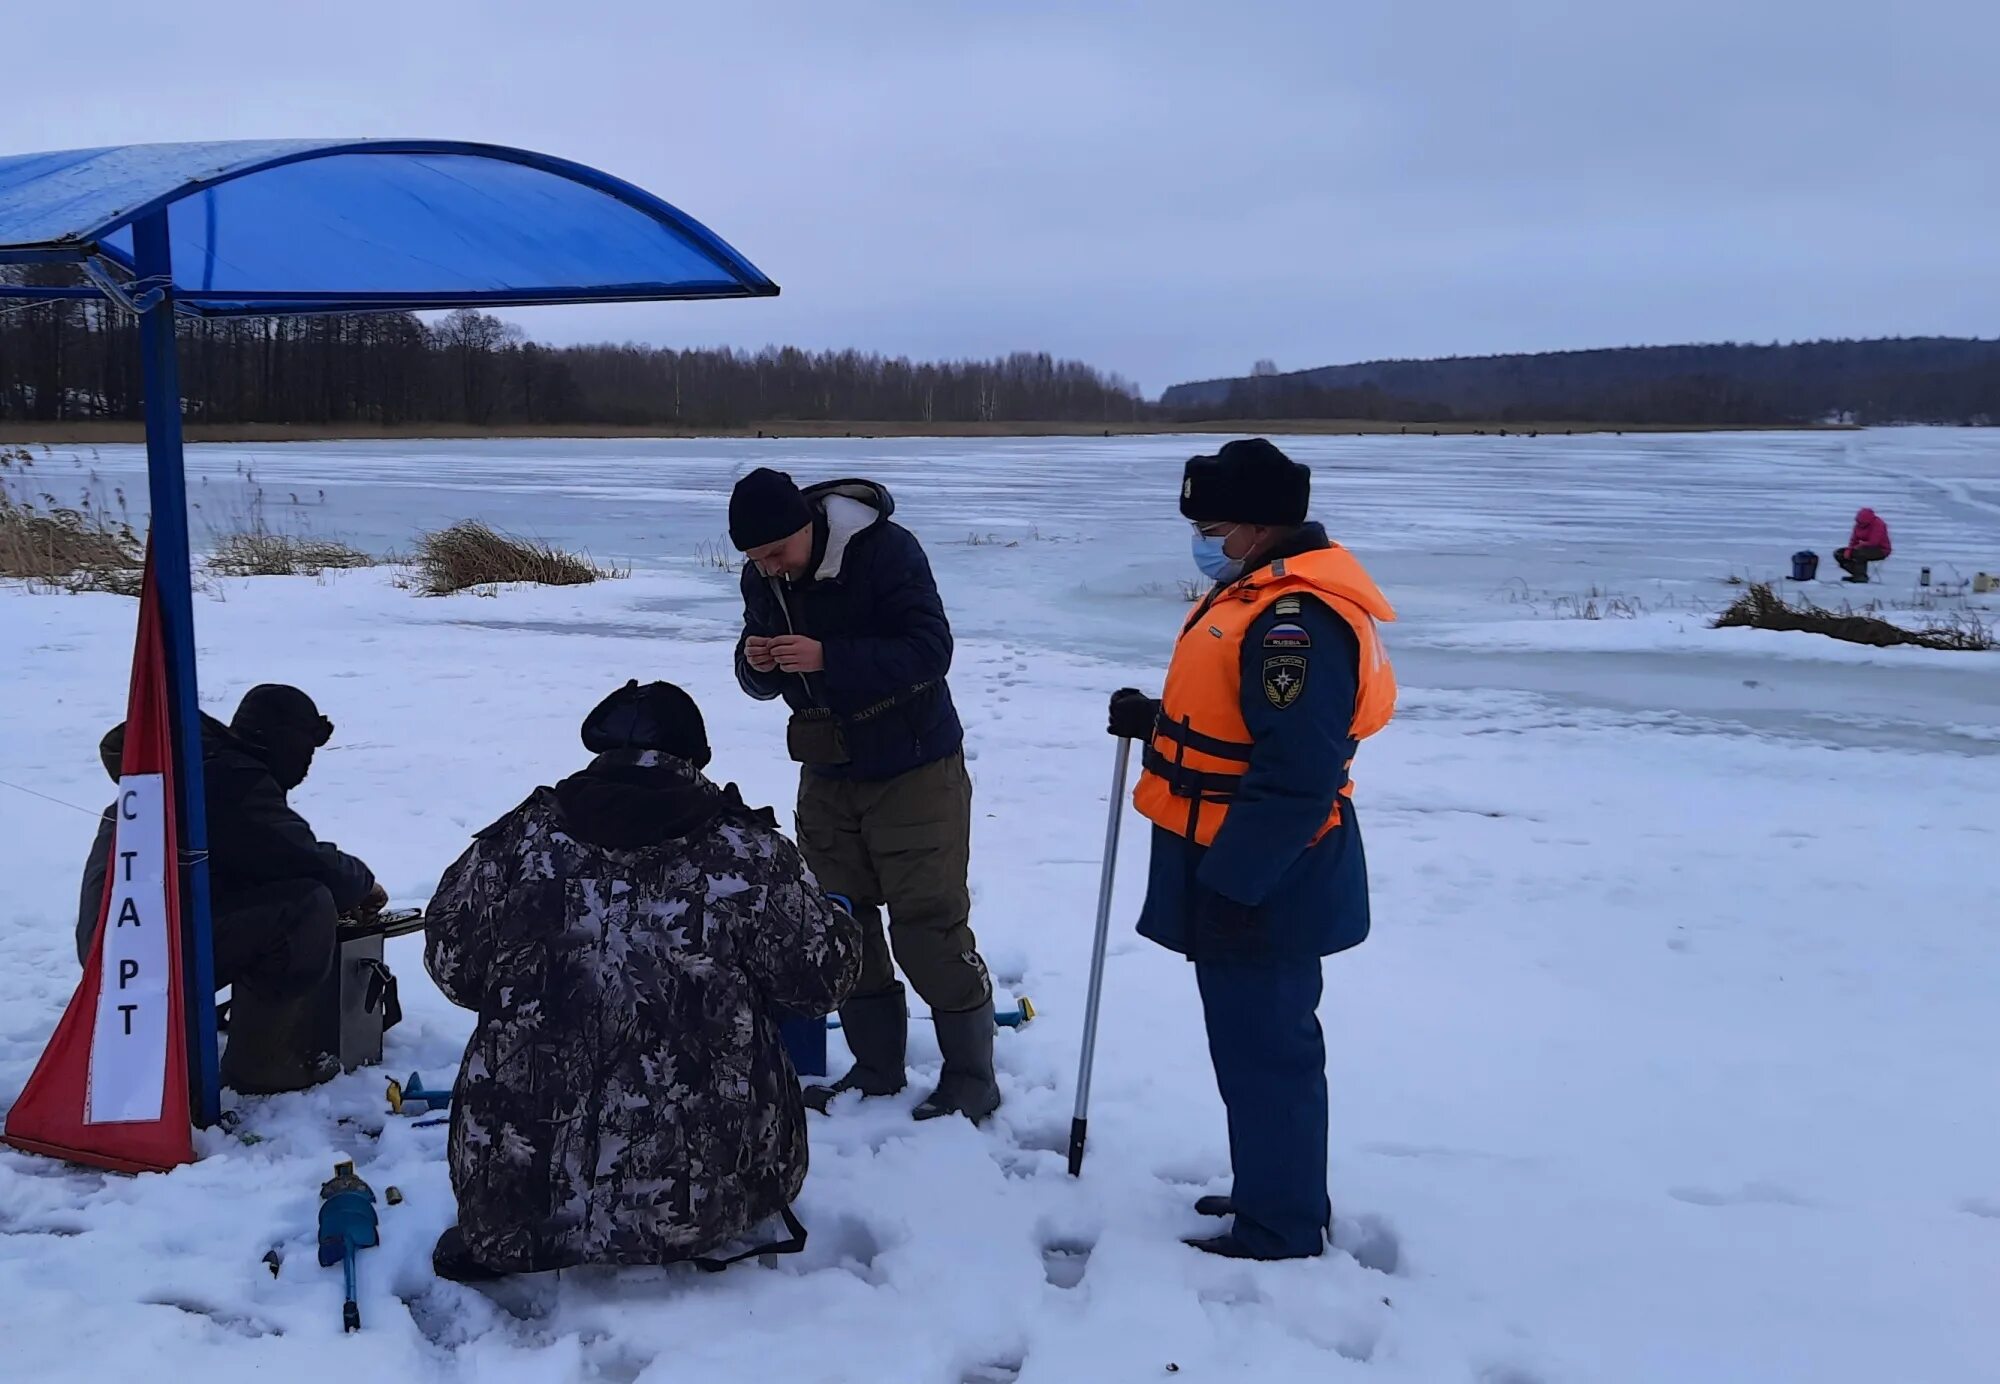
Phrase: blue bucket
[
  {"left": 1790, "top": 551, "right": 1819, "bottom": 581},
  {"left": 779, "top": 1015, "right": 828, "bottom": 1077}
]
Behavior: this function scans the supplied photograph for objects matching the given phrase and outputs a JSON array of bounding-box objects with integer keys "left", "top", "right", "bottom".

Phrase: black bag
[{"left": 786, "top": 711, "right": 851, "bottom": 767}]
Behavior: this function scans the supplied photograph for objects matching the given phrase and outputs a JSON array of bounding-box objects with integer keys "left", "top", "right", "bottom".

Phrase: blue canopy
[
  {"left": 0, "top": 139, "right": 778, "bottom": 314},
  {"left": 0, "top": 137, "right": 779, "bottom": 1140}
]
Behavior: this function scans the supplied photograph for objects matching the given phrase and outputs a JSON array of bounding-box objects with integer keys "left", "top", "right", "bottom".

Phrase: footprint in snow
[
  {"left": 144, "top": 1297, "right": 283, "bottom": 1339},
  {"left": 1198, "top": 1275, "right": 1264, "bottom": 1309},
  {"left": 1333, "top": 1213, "right": 1404, "bottom": 1276},
  {"left": 1668, "top": 1182, "right": 1812, "bottom": 1209},
  {"left": 1286, "top": 1312, "right": 1382, "bottom": 1364},
  {"left": 1042, "top": 1242, "right": 1092, "bottom": 1290},
  {"left": 960, "top": 1354, "right": 1025, "bottom": 1383},
  {"left": 0, "top": 1217, "right": 86, "bottom": 1238},
  {"left": 1040, "top": 1236, "right": 1096, "bottom": 1290},
  {"left": 781, "top": 1210, "right": 896, "bottom": 1285},
  {"left": 1150, "top": 1158, "right": 1225, "bottom": 1189},
  {"left": 579, "top": 1332, "right": 657, "bottom": 1383},
  {"left": 991, "top": 1148, "right": 1052, "bottom": 1181},
  {"left": 1479, "top": 1366, "right": 1548, "bottom": 1384},
  {"left": 1958, "top": 1198, "right": 2000, "bottom": 1220},
  {"left": 1008, "top": 1123, "right": 1072, "bottom": 1158}
]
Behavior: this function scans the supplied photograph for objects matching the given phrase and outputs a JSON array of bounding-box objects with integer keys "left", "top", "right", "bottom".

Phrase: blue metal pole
[{"left": 132, "top": 211, "right": 220, "bottom": 1128}]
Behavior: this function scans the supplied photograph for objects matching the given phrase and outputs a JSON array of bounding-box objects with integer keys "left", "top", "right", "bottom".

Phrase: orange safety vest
[{"left": 1133, "top": 544, "right": 1396, "bottom": 847}]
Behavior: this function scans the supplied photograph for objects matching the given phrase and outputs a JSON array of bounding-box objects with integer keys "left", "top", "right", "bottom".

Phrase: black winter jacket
[
  {"left": 76, "top": 717, "right": 376, "bottom": 961},
  {"left": 734, "top": 479, "right": 963, "bottom": 782}
]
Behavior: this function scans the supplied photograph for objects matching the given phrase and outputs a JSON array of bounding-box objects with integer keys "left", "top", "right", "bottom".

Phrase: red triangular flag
[{"left": 4, "top": 546, "right": 194, "bottom": 1172}]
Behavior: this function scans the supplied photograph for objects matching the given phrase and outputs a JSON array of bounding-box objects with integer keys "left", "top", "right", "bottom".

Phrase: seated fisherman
[
  {"left": 78, "top": 683, "right": 382, "bottom": 1094},
  {"left": 1835, "top": 507, "right": 1892, "bottom": 583},
  {"left": 424, "top": 680, "right": 863, "bottom": 1282}
]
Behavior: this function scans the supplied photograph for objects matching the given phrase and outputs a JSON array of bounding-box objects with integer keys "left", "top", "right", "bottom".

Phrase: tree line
[
  {"left": 1162, "top": 338, "right": 2000, "bottom": 426},
  {"left": 12, "top": 261, "right": 2000, "bottom": 430},
  {"left": 0, "top": 278, "right": 1145, "bottom": 428}
]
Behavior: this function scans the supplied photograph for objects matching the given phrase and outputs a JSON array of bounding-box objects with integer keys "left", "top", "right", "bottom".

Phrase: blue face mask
[{"left": 1192, "top": 528, "right": 1244, "bottom": 584}]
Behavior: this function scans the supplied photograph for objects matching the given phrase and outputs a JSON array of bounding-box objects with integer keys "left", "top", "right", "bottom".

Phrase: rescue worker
[
  {"left": 77, "top": 683, "right": 383, "bottom": 1094},
  {"left": 729, "top": 467, "right": 999, "bottom": 1122},
  {"left": 424, "top": 681, "right": 862, "bottom": 1280},
  {"left": 1107, "top": 438, "right": 1396, "bottom": 1261}
]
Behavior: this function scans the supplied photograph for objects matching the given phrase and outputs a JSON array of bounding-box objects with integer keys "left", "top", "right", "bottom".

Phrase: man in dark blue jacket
[
  {"left": 1109, "top": 438, "right": 1397, "bottom": 1261},
  {"left": 730, "top": 468, "right": 998, "bottom": 1122}
]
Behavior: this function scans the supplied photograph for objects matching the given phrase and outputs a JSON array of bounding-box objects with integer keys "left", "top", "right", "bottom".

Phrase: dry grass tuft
[
  {"left": 0, "top": 447, "right": 144, "bottom": 593},
  {"left": 1714, "top": 583, "right": 1993, "bottom": 652},
  {"left": 208, "top": 528, "right": 377, "bottom": 577},
  {"left": 412, "top": 520, "right": 623, "bottom": 596}
]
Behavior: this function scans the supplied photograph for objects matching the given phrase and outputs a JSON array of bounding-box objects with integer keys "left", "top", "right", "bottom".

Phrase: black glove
[{"left": 1107, "top": 688, "right": 1161, "bottom": 740}]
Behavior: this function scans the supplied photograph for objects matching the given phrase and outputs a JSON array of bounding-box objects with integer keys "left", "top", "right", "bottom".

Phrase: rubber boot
[
  {"left": 219, "top": 978, "right": 341, "bottom": 1096},
  {"left": 912, "top": 998, "right": 1001, "bottom": 1123},
  {"left": 804, "top": 985, "right": 908, "bottom": 1113}
]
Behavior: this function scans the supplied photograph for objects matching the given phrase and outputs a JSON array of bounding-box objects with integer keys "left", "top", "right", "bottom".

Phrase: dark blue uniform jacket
[{"left": 1137, "top": 527, "right": 1371, "bottom": 961}]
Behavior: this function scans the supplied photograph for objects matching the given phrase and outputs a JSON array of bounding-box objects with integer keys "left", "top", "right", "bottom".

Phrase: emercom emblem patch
[{"left": 1262, "top": 654, "right": 1307, "bottom": 709}]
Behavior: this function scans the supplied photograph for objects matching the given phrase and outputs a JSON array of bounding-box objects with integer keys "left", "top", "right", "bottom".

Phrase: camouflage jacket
[{"left": 424, "top": 751, "right": 861, "bottom": 1272}]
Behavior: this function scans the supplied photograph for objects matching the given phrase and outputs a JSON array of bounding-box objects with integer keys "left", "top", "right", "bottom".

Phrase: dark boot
[
  {"left": 220, "top": 980, "right": 341, "bottom": 1095},
  {"left": 912, "top": 998, "right": 1001, "bottom": 1123},
  {"left": 1184, "top": 1231, "right": 1323, "bottom": 1262},
  {"left": 804, "top": 986, "right": 908, "bottom": 1113},
  {"left": 432, "top": 1226, "right": 506, "bottom": 1283},
  {"left": 1195, "top": 1195, "right": 1235, "bottom": 1218}
]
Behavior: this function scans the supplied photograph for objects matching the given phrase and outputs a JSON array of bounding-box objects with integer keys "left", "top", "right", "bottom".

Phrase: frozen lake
[
  {"left": 2, "top": 429, "right": 1996, "bottom": 1382},
  {"left": 31, "top": 426, "right": 2000, "bottom": 749}
]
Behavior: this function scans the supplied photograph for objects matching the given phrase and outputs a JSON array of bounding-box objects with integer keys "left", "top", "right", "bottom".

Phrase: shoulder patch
[
  {"left": 1261, "top": 654, "right": 1307, "bottom": 709},
  {"left": 1263, "top": 621, "right": 1311, "bottom": 649},
  {"left": 1273, "top": 595, "right": 1302, "bottom": 617}
]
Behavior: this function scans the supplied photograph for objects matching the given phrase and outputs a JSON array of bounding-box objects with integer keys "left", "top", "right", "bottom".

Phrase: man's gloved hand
[
  {"left": 1107, "top": 688, "right": 1161, "bottom": 740},
  {"left": 360, "top": 882, "right": 389, "bottom": 917}
]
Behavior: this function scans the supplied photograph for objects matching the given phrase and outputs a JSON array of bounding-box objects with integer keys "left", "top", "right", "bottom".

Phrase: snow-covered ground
[{"left": 2, "top": 430, "right": 1996, "bottom": 1382}]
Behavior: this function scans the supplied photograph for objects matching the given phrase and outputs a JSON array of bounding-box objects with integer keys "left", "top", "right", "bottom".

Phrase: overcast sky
[{"left": 8, "top": 1, "right": 1996, "bottom": 395}]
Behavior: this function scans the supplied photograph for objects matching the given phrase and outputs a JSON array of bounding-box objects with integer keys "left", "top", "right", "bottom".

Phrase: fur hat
[{"left": 1180, "top": 438, "right": 1311, "bottom": 526}]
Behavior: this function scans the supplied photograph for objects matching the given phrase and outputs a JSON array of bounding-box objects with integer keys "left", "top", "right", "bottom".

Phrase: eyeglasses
[{"left": 1191, "top": 521, "right": 1236, "bottom": 539}]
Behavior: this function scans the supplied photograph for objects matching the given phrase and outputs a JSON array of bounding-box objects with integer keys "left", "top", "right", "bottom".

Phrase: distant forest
[
  {"left": 1160, "top": 339, "right": 2000, "bottom": 426},
  {"left": 7, "top": 260, "right": 1999, "bottom": 429},
  {"left": 0, "top": 279, "right": 1145, "bottom": 428}
]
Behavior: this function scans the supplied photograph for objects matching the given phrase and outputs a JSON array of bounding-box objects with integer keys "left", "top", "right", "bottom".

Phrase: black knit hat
[
  {"left": 231, "top": 684, "right": 334, "bottom": 790},
  {"left": 581, "top": 680, "right": 712, "bottom": 768},
  {"left": 232, "top": 684, "right": 334, "bottom": 747},
  {"left": 729, "top": 468, "right": 814, "bottom": 551},
  {"left": 1180, "top": 438, "right": 1311, "bottom": 525}
]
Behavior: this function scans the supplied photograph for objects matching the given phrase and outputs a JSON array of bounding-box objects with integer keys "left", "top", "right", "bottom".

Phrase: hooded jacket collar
[
  {"left": 552, "top": 750, "right": 774, "bottom": 851},
  {"left": 794, "top": 479, "right": 893, "bottom": 584}
]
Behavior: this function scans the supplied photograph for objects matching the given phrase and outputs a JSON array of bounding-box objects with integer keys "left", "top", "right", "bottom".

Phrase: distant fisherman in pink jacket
[{"left": 1835, "top": 508, "right": 1891, "bottom": 582}]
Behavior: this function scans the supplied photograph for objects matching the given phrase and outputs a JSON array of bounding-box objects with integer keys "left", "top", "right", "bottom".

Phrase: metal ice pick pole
[{"left": 1069, "top": 736, "right": 1133, "bottom": 1176}]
